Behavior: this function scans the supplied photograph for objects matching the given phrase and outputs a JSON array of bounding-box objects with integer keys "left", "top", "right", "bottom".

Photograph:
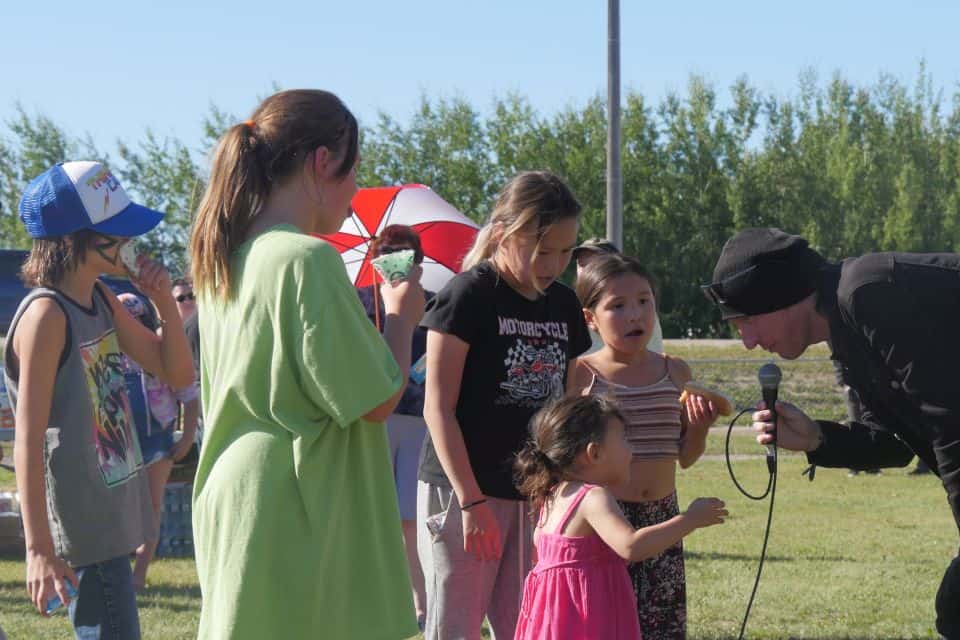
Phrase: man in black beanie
[{"left": 704, "top": 228, "right": 960, "bottom": 638}]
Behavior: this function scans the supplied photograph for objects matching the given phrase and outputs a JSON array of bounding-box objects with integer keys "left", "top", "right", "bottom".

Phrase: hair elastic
[{"left": 460, "top": 498, "right": 487, "bottom": 511}]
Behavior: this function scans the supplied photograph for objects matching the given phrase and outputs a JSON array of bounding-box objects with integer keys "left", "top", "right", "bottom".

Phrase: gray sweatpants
[{"left": 417, "top": 482, "right": 532, "bottom": 640}]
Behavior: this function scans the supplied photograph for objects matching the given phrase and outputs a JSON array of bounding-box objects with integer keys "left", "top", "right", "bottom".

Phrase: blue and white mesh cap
[{"left": 18, "top": 161, "right": 164, "bottom": 239}]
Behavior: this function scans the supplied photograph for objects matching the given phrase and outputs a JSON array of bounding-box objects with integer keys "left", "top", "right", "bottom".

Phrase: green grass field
[{"left": 0, "top": 340, "right": 955, "bottom": 638}]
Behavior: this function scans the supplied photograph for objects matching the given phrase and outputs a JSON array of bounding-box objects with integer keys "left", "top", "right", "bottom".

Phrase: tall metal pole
[{"left": 606, "top": 0, "right": 623, "bottom": 250}]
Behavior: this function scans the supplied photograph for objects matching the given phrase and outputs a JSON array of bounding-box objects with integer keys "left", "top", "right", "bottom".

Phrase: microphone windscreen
[{"left": 758, "top": 363, "right": 782, "bottom": 389}]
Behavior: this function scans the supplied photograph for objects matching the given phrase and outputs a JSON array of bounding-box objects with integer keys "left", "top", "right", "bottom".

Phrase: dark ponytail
[
  {"left": 514, "top": 395, "right": 624, "bottom": 513},
  {"left": 515, "top": 440, "right": 563, "bottom": 516}
]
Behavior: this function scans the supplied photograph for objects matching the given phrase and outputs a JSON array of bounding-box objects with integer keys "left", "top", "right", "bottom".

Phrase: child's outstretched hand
[
  {"left": 683, "top": 393, "right": 720, "bottom": 433},
  {"left": 685, "top": 497, "right": 728, "bottom": 528}
]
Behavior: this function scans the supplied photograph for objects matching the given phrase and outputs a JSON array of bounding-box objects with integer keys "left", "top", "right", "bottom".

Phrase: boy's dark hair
[
  {"left": 514, "top": 395, "right": 624, "bottom": 513},
  {"left": 371, "top": 225, "right": 424, "bottom": 264},
  {"left": 574, "top": 252, "right": 657, "bottom": 311},
  {"left": 171, "top": 277, "right": 193, "bottom": 289},
  {"left": 20, "top": 230, "right": 97, "bottom": 288}
]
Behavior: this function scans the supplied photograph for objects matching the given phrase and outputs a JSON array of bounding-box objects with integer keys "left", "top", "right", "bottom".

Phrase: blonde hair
[
  {"left": 461, "top": 171, "right": 581, "bottom": 272},
  {"left": 189, "top": 89, "right": 358, "bottom": 301}
]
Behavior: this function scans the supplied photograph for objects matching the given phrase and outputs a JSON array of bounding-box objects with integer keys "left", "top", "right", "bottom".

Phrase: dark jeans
[{"left": 68, "top": 555, "right": 141, "bottom": 640}]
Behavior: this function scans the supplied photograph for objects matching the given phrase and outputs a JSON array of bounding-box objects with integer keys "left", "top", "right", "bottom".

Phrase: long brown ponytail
[{"left": 190, "top": 89, "right": 358, "bottom": 300}]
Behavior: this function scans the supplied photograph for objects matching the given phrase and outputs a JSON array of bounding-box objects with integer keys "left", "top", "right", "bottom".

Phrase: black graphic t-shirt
[{"left": 418, "top": 262, "right": 591, "bottom": 500}]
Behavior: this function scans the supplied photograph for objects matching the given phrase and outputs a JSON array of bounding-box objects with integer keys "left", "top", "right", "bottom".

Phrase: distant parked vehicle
[{"left": 0, "top": 249, "right": 139, "bottom": 335}]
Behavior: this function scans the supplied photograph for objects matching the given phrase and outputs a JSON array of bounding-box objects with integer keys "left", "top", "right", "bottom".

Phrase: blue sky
[{"left": 2, "top": 0, "right": 959, "bottom": 156}]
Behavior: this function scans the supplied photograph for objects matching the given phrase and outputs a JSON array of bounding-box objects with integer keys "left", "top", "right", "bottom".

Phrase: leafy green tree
[
  {"left": 4, "top": 68, "right": 960, "bottom": 336},
  {"left": 116, "top": 132, "right": 205, "bottom": 276},
  {"left": 359, "top": 95, "right": 494, "bottom": 222},
  {"left": 0, "top": 106, "right": 106, "bottom": 249}
]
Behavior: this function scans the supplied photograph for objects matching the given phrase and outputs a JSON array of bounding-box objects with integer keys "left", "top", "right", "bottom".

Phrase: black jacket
[{"left": 807, "top": 252, "right": 960, "bottom": 532}]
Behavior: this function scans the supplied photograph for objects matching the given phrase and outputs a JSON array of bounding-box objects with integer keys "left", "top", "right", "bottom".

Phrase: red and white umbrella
[{"left": 320, "top": 184, "right": 479, "bottom": 292}]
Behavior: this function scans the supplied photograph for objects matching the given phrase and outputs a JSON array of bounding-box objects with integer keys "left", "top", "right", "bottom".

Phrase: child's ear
[
  {"left": 584, "top": 441, "right": 601, "bottom": 463},
  {"left": 312, "top": 145, "right": 341, "bottom": 182},
  {"left": 583, "top": 307, "right": 597, "bottom": 332}
]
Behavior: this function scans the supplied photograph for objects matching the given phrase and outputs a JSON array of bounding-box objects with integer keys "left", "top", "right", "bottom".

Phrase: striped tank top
[{"left": 585, "top": 360, "right": 683, "bottom": 460}]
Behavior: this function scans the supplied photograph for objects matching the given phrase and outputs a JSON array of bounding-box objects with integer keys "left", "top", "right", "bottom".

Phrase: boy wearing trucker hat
[
  {"left": 704, "top": 227, "right": 960, "bottom": 638},
  {"left": 3, "top": 161, "right": 194, "bottom": 638}
]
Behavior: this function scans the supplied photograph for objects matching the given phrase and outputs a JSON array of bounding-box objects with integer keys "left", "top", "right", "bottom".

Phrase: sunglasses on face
[
  {"left": 701, "top": 264, "right": 758, "bottom": 317},
  {"left": 175, "top": 292, "right": 195, "bottom": 303}
]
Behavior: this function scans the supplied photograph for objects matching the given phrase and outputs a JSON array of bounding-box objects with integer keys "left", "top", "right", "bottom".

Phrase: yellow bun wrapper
[{"left": 679, "top": 382, "right": 734, "bottom": 416}]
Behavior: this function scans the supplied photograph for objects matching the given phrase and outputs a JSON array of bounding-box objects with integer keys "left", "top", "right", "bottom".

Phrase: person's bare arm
[
  {"left": 363, "top": 268, "right": 425, "bottom": 422},
  {"left": 11, "top": 299, "right": 78, "bottom": 613},
  {"left": 566, "top": 357, "right": 593, "bottom": 396},
  {"left": 423, "top": 330, "right": 501, "bottom": 561},
  {"left": 673, "top": 358, "right": 718, "bottom": 468},
  {"left": 582, "top": 485, "right": 726, "bottom": 562},
  {"left": 104, "top": 262, "right": 193, "bottom": 389},
  {"left": 169, "top": 397, "right": 199, "bottom": 463}
]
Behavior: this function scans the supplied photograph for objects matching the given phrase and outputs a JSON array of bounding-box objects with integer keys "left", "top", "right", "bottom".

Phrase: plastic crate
[{"left": 156, "top": 482, "right": 194, "bottom": 558}]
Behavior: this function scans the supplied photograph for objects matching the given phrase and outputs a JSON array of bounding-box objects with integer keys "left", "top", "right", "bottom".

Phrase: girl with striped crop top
[{"left": 568, "top": 253, "right": 720, "bottom": 640}]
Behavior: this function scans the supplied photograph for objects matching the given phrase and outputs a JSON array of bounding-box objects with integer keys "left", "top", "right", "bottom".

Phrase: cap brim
[{"left": 90, "top": 202, "right": 164, "bottom": 237}]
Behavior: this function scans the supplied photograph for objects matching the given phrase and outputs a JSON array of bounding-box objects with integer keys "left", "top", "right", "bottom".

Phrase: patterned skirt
[{"left": 619, "top": 492, "right": 686, "bottom": 640}]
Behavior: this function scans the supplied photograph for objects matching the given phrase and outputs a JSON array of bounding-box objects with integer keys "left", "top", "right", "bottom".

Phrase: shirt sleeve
[
  {"left": 808, "top": 419, "right": 916, "bottom": 469},
  {"left": 566, "top": 292, "right": 592, "bottom": 358},
  {"left": 293, "top": 244, "right": 402, "bottom": 429},
  {"left": 421, "top": 273, "right": 483, "bottom": 345},
  {"left": 173, "top": 382, "right": 199, "bottom": 404}
]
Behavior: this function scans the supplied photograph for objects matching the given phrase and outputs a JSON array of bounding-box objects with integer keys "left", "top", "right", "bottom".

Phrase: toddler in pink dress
[{"left": 514, "top": 395, "right": 728, "bottom": 640}]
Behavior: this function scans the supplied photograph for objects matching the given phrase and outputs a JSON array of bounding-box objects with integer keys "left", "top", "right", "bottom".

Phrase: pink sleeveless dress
[{"left": 514, "top": 484, "right": 642, "bottom": 640}]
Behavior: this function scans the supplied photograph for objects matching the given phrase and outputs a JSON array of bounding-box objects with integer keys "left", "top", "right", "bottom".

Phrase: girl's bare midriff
[{"left": 613, "top": 457, "right": 678, "bottom": 503}]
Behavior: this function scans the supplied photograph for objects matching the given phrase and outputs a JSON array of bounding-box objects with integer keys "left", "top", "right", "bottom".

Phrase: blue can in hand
[{"left": 45, "top": 579, "right": 78, "bottom": 615}]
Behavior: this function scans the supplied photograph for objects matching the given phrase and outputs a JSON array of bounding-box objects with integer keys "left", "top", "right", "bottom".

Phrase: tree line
[{"left": 2, "top": 68, "right": 958, "bottom": 337}]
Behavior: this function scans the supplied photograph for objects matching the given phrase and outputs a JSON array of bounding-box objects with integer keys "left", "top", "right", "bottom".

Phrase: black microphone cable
[{"left": 723, "top": 405, "right": 778, "bottom": 640}]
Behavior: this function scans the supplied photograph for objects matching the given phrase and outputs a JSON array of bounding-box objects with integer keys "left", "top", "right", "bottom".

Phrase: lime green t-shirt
[{"left": 193, "top": 225, "right": 416, "bottom": 639}]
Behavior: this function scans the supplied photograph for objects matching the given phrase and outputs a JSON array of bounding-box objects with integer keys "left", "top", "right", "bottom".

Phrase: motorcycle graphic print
[{"left": 498, "top": 339, "right": 567, "bottom": 408}]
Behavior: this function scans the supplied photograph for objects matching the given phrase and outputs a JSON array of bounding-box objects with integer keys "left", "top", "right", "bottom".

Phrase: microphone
[{"left": 758, "top": 363, "right": 782, "bottom": 473}]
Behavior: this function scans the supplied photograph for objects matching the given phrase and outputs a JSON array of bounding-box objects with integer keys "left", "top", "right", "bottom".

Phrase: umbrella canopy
[{"left": 320, "top": 184, "right": 479, "bottom": 292}]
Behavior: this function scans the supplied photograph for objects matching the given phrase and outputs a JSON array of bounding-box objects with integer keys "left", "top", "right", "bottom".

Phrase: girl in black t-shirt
[{"left": 417, "top": 171, "right": 592, "bottom": 640}]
